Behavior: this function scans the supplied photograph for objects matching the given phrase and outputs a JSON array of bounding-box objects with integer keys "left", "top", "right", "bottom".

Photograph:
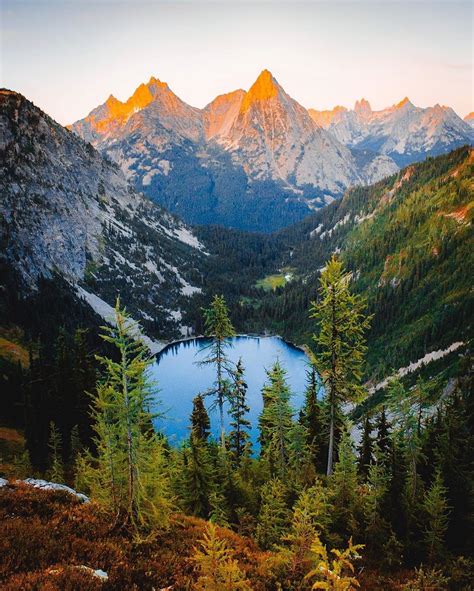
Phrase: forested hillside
[{"left": 228, "top": 147, "right": 473, "bottom": 381}]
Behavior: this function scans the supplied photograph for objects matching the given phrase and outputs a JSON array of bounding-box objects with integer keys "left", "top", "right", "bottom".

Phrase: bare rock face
[
  {"left": 0, "top": 90, "right": 206, "bottom": 339},
  {"left": 68, "top": 71, "right": 400, "bottom": 231},
  {"left": 309, "top": 97, "right": 474, "bottom": 166}
]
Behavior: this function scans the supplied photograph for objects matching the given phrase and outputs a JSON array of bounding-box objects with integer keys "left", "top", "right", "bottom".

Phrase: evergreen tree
[
  {"left": 387, "top": 378, "right": 424, "bottom": 504},
  {"left": 357, "top": 414, "right": 374, "bottom": 479},
  {"left": 309, "top": 256, "right": 371, "bottom": 476},
  {"left": 228, "top": 359, "right": 251, "bottom": 465},
  {"left": 330, "top": 429, "right": 359, "bottom": 540},
  {"left": 76, "top": 300, "right": 171, "bottom": 529},
  {"left": 192, "top": 522, "right": 252, "bottom": 591},
  {"left": 363, "top": 445, "right": 393, "bottom": 559},
  {"left": 191, "top": 395, "right": 211, "bottom": 442},
  {"left": 288, "top": 421, "right": 315, "bottom": 488},
  {"left": 181, "top": 437, "right": 215, "bottom": 519},
  {"left": 374, "top": 407, "right": 391, "bottom": 464},
  {"left": 46, "top": 421, "right": 64, "bottom": 483},
  {"left": 422, "top": 470, "right": 450, "bottom": 564},
  {"left": 300, "top": 366, "right": 325, "bottom": 472},
  {"left": 200, "top": 295, "right": 236, "bottom": 450},
  {"left": 256, "top": 478, "right": 289, "bottom": 550},
  {"left": 258, "top": 362, "right": 294, "bottom": 478}
]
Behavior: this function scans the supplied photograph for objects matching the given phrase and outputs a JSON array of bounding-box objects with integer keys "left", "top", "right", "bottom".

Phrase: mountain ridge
[
  {"left": 68, "top": 70, "right": 409, "bottom": 230},
  {"left": 0, "top": 89, "right": 207, "bottom": 341}
]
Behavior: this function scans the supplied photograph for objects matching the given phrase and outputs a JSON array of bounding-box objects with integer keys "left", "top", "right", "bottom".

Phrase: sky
[{"left": 1, "top": 0, "right": 472, "bottom": 125}]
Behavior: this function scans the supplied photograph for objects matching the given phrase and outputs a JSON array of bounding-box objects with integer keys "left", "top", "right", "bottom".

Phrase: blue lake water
[{"left": 151, "top": 335, "right": 310, "bottom": 446}]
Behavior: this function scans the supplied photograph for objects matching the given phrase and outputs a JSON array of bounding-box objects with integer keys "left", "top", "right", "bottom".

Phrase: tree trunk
[
  {"left": 122, "top": 346, "right": 134, "bottom": 522},
  {"left": 327, "top": 401, "right": 335, "bottom": 476},
  {"left": 327, "top": 285, "right": 337, "bottom": 477}
]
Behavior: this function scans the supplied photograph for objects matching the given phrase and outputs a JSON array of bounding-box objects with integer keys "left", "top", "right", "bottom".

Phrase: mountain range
[
  {"left": 0, "top": 89, "right": 207, "bottom": 344},
  {"left": 1, "top": 87, "right": 472, "bottom": 384},
  {"left": 69, "top": 70, "right": 473, "bottom": 231}
]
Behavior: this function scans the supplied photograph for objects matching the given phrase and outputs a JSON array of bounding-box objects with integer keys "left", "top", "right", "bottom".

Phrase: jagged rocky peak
[
  {"left": 354, "top": 98, "right": 372, "bottom": 115},
  {"left": 69, "top": 74, "right": 202, "bottom": 144},
  {"left": 392, "top": 96, "right": 414, "bottom": 110},
  {"left": 239, "top": 69, "right": 283, "bottom": 110},
  {"left": 203, "top": 89, "right": 246, "bottom": 140}
]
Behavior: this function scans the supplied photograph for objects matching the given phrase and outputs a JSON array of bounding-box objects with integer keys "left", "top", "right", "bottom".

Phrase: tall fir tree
[
  {"left": 76, "top": 300, "right": 171, "bottom": 530},
  {"left": 180, "top": 437, "right": 215, "bottom": 519},
  {"left": 200, "top": 295, "right": 236, "bottom": 450},
  {"left": 191, "top": 394, "right": 211, "bottom": 443},
  {"left": 309, "top": 255, "right": 371, "bottom": 476},
  {"left": 300, "top": 367, "right": 325, "bottom": 472},
  {"left": 258, "top": 362, "right": 294, "bottom": 478},
  {"left": 357, "top": 414, "right": 374, "bottom": 479},
  {"left": 256, "top": 478, "right": 290, "bottom": 550},
  {"left": 374, "top": 407, "right": 391, "bottom": 464},
  {"left": 329, "top": 428, "right": 359, "bottom": 540},
  {"left": 228, "top": 359, "right": 251, "bottom": 465},
  {"left": 422, "top": 470, "right": 450, "bottom": 564}
]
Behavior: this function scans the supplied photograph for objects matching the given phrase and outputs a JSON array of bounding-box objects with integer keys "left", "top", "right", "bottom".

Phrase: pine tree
[
  {"left": 258, "top": 362, "right": 294, "bottom": 478},
  {"left": 288, "top": 421, "right": 315, "bottom": 487},
  {"left": 374, "top": 407, "right": 391, "bottom": 463},
  {"left": 357, "top": 414, "right": 374, "bottom": 479},
  {"left": 228, "top": 359, "right": 251, "bottom": 465},
  {"left": 200, "top": 295, "right": 236, "bottom": 450},
  {"left": 309, "top": 255, "right": 371, "bottom": 476},
  {"left": 47, "top": 421, "right": 65, "bottom": 483},
  {"left": 76, "top": 300, "right": 171, "bottom": 530},
  {"left": 192, "top": 522, "right": 252, "bottom": 591},
  {"left": 191, "top": 394, "right": 211, "bottom": 443},
  {"left": 256, "top": 478, "right": 289, "bottom": 550},
  {"left": 387, "top": 377, "right": 424, "bottom": 504},
  {"left": 422, "top": 470, "right": 450, "bottom": 564},
  {"left": 181, "top": 437, "right": 215, "bottom": 519},
  {"left": 330, "top": 429, "right": 359, "bottom": 540},
  {"left": 363, "top": 445, "right": 393, "bottom": 558},
  {"left": 300, "top": 367, "right": 325, "bottom": 472}
]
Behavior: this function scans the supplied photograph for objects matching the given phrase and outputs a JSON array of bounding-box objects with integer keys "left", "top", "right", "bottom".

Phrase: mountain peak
[
  {"left": 241, "top": 69, "right": 280, "bottom": 111},
  {"left": 394, "top": 96, "right": 413, "bottom": 109},
  {"left": 147, "top": 76, "right": 169, "bottom": 89},
  {"left": 354, "top": 98, "right": 372, "bottom": 114}
]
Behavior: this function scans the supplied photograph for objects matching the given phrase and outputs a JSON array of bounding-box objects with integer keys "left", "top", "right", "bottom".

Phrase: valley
[{"left": 0, "top": 76, "right": 473, "bottom": 591}]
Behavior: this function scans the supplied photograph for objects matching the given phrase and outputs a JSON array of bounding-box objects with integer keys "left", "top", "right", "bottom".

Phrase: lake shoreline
[{"left": 156, "top": 332, "right": 308, "bottom": 358}]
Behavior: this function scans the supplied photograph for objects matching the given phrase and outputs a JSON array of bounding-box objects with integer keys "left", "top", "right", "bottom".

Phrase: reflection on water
[{"left": 151, "top": 335, "right": 310, "bottom": 446}]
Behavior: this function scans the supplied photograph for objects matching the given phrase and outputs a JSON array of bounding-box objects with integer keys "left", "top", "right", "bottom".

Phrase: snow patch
[
  {"left": 369, "top": 341, "right": 465, "bottom": 393},
  {"left": 310, "top": 224, "right": 324, "bottom": 238},
  {"left": 76, "top": 286, "right": 166, "bottom": 354},
  {"left": 173, "top": 226, "right": 206, "bottom": 251}
]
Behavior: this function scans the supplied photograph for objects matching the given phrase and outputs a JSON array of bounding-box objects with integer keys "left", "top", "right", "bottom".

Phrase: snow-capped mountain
[
  {"left": 0, "top": 90, "right": 206, "bottom": 341},
  {"left": 309, "top": 98, "right": 473, "bottom": 166}
]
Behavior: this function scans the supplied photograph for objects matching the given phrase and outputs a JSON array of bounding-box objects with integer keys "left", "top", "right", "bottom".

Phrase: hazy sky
[{"left": 1, "top": 1, "right": 472, "bottom": 125}]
